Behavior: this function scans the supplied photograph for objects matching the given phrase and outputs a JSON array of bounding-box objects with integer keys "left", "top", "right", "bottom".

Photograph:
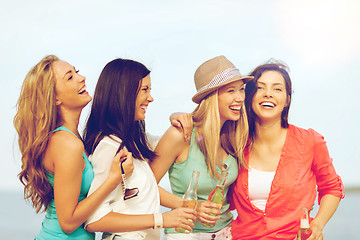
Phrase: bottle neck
[
  {"left": 184, "top": 171, "right": 200, "bottom": 199},
  {"left": 188, "top": 172, "right": 199, "bottom": 192},
  {"left": 218, "top": 171, "right": 228, "bottom": 187},
  {"left": 300, "top": 207, "right": 310, "bottom": 229}
]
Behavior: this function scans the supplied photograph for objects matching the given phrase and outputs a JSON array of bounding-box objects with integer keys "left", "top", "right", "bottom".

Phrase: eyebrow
[
  {"left": 226, "top": 82, "right": 245, "bottom": 88},
  {"left": 258, "top": 81, "right": 285, "bottom": 86}
]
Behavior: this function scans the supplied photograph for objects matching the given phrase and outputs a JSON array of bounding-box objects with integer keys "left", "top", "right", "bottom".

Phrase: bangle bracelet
[{"left": 153, "top": 212, "right": 163, "bottom": 229}]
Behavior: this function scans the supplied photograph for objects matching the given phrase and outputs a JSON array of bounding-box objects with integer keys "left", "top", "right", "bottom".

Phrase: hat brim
[{"left": 192, "top": 75, "right": 253, "bottom": 104}]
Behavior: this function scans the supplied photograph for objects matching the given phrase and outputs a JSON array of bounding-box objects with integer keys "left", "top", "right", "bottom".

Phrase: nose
[
  {"left": 235, "top": 91, "right": 245, "bottom": 102},
  {"left": 264, "top": 88, "right": 273, "bottom": 98},
  {"left": 78, "top": 73, "right": 86, "bottom": 82},
  {"left": 147, "top": 93, "right": 154, "bottom": 103}
]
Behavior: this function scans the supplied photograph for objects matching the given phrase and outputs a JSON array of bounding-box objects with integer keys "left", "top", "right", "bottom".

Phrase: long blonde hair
[
  {"left": 192, "top": 90, "right": 248, "bottom": 179},
  {"left": 13, "top": 55, "right": 60, "bottom": 213}
]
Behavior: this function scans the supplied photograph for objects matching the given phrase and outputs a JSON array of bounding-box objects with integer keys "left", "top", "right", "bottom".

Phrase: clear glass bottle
[
  {"left": 201, "top": 170, "right": 228, "bottom": 228},
  {"left": 297, "top": 207, "right": 312, "bottom": 240},
  {"left": 175, "top": 170, "right": 200, "bottom": 233}
]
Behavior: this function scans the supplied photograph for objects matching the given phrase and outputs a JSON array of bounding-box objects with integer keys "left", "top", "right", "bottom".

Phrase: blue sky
[{"left": 1, "top": 0, "right": 359, "bottom": 191}]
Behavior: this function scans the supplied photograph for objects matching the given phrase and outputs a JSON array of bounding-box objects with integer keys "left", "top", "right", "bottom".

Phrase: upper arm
[
  {"left": 88, "top": 139, "right": 119, "bottom": 195},
  {"left": 50, "top": 133, "right": 85, "bottom": 227},
  {"left": 310, "top": 129, "right": 344, "bottom": 200},
  {"left": 146, "top": 133, "right": 161, "bottom": 151},
  {"left": 86, "top": 138, "right": 120, "bottom": 226},
  {"left": 150, "top": 126, "right": 188, "bottom": 183}
]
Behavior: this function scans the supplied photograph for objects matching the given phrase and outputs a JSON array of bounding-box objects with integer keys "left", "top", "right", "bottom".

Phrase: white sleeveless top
[{"left": 248, "top": 166, "right": 276, "bottom": 211}]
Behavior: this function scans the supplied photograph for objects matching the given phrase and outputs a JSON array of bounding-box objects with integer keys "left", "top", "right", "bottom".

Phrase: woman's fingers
[
  {"left": 169, "top": 112, "right": 193, "bottom": 142},
  {"left": 181, "top": 113, "right": 193, "bottom": 141},
  {"left": 122, "top": 152, "right": 134, "bottom": 178},
  {"left": 195, "top": 201, "right": 221, "bottom": 224},
  {"left": 163, "top": 207, "right": 196, "bottom": 231}
]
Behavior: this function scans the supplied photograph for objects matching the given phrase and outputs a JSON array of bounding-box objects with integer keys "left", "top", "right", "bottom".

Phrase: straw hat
[{"left": 192, "top": 55, "right": 253, "bottom": 104}]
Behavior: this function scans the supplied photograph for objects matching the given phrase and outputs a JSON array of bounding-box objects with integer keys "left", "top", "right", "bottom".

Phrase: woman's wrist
[
  {"left": 310, "top": 218, "right": 325, "bottom": 231},
  {"left": 103, "top": 175, "right": 121, "bottom": 192}
]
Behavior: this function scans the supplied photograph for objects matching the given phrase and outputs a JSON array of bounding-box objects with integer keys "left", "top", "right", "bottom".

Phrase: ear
[
  {"left": 55, "top": 97, "right": 62, "bottom": 106},
  {"left": 286, "top": 95, "right": 291, "bottom": 106}
]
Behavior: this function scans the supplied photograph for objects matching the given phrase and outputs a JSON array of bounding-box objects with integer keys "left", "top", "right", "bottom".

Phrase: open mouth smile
[
  {"left": 260, "top": 101, "right": 276, "bottom": 108},
  {"left": 78, "top": 85, "right": 87, "bottom": 95},
  {"left": 140, "top": 105, "right": 148, "bottom": 112},
  {"left": 229, "top": 105, "right": 241, "bottom": 112}
]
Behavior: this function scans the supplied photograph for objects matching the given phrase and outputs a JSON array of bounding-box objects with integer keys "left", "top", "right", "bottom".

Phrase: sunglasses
[{"left": 120, "top": 157, "right": 139, "bottom": 200}]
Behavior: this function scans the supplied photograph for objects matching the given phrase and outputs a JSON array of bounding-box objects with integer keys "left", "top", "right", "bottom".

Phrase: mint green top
[
  {"left": 35, "top": 126, "right": 95, "bottom": 240},
  {"left": 165, "top": 128, "right": 239, "bottom": 234}
]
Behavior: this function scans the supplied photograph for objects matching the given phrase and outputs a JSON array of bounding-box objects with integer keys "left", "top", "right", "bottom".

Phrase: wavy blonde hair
[
  {"left": 14, "top": 55, "right": 60, "bottom": 213},
  {"left": 192, "top": 90, "right": 248, "bottom": 179}
]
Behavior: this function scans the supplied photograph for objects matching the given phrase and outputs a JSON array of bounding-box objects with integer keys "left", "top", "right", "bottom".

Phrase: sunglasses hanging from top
[{"left": 120, "top": 157, "right": 139, "bottom": 200}]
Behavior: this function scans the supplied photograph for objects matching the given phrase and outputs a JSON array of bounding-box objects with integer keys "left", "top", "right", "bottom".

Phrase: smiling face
[
  {"left": 217, "top": 79, "right": 245, "bottom": 126},
  {"left": 251, "top": 70, "right": 289, "bottom": 125},
  {"left": 53, "top": 60, "right": 92, "bottom": 110},
  {"left": 134, "top": 74, "right": 153, "bottom": 121}
]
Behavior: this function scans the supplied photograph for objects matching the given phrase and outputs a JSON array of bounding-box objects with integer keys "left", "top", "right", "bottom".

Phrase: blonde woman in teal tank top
[
  {"left": 36, "top": 126, "right": 95, "bottom": 239},
  {"left": 150, "top": 56, "right": 252, "bottom": 239},
  {"left": 14, "top": 55, "right": 131, "bottom": 239}
]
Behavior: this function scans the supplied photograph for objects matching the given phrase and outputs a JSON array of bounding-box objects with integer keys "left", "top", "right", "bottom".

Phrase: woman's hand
[
  {"left": 162, "top": 207, "right": 196, "bottom": 232},
  {"left": 306, "top": 220, "right": 324, "bottom": 240},
  {"left": 195, "top": 201, "right": 221, "bottom": 225},
  {"left": 169, "top": 112, "right": 193, "bottom": 142},
  {"left": 108, "top": 150, "right": 134, "bottom": 185}
]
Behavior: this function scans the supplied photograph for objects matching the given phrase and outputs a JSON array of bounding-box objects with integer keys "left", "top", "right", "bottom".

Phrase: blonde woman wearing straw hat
[{"left": 150, "top": 56, "right": 252, "bottom": 239}]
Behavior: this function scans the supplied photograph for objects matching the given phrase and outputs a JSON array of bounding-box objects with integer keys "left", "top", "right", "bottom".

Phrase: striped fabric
[{"left": 197, "top": 67, "right": 241, "bottom": 93}]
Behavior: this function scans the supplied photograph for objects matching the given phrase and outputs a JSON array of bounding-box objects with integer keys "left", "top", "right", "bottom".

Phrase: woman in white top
[{"left": 83, "top": 58, "right": 196, "bottom": 240}]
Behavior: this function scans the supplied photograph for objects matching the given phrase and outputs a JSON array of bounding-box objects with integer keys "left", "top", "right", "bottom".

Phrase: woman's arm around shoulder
[{"left": 150, "top": 126, "right": 189, "bottom": 183}]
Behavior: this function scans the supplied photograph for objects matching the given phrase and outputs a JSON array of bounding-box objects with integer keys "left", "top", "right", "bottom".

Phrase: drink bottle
[
  {"left": 201, "top": 170, "right": 228, "bottom": 228},
  {"left": 175, "top": 170, "right": 200, "bottom": 233},
  {"left": 297, "top": 207, "right": 312, "bottom": 240}
]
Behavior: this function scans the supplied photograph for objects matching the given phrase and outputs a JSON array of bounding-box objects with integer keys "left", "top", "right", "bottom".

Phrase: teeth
[
  {"left": 78, "top": 86, "right": 87, "bottom": 94},
  {"left": 261, "top": 102, "right": 275, "bottom": 107},
  {"left": 141, "top": 106, "right": 147, "bottom": 110},
  {"left": 230, "top": 106, "right": 241, "bottom": 111}
]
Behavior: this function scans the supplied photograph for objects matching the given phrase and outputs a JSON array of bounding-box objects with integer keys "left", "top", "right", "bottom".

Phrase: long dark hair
[
  {"left": 245, "top": 60, "right": 292, "bottom": 145},
  {"left": 84, "top": 58, "right": 156, "bottom": 161}
]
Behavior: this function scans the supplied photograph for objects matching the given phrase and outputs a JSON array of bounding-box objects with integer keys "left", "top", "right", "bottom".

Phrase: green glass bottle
[{"left": 201, "top": 170, "right": 228, "bottom": 228}]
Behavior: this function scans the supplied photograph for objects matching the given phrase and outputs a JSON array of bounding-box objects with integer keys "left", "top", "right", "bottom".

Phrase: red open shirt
[{"left": 229, "top": 125, "right": 344, "bottom": 240}]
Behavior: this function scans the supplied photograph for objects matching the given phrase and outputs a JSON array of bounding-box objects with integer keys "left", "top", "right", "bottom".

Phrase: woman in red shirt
[{"left": 230, "top": 61, "right": 344, "bottom": 240}]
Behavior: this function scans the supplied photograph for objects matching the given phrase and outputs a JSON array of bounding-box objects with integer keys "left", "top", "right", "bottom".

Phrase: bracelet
[{"left": 153, "top": 212, "right": 163, "bottom": 229}]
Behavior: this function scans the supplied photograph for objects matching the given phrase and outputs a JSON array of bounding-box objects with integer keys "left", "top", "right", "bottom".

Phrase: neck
[
  {"left": 220, "top": 118, "right": 225, "bottom": 129},
  {"left": 254, "top": 118, "right": 284, "bottom": 143},
  {"left": 58, "top": 107, "right": 82, "bottom": 137}
]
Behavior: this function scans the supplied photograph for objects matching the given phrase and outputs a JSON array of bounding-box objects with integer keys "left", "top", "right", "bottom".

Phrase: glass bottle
[
  {"left": 297, "top": 207, "right": 312, "bottom": 240},
  {"left": 175, "top": 170, "right": 200, "bottom": 233},
  {"left": 201, "top": 170, "right": 228, "bottom": 228}
]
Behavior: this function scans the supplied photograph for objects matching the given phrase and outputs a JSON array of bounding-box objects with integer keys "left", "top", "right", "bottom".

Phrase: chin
[{"left": 134, "top": 115, "right": 145, "bottom": 121}]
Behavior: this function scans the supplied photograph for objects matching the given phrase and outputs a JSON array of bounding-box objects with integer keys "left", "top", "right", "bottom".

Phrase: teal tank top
[
  {"left": 35, "top": 126, "right": 95, "bottom": 240},
  {"left": 165, "top": 128, "right": 239, "bottom": 234}
]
